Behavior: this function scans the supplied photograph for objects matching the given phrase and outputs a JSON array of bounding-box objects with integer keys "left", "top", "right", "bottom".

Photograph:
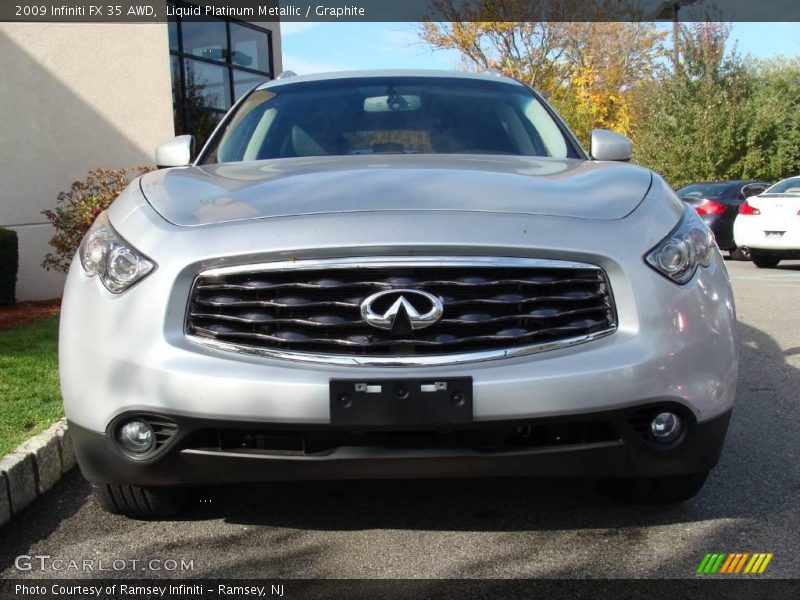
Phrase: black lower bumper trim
[
  {"left": 750, "top": 249, "right": 800, "bottom": 259},
  {"left": 69, "top": 406, "right": 732, "bottom": 487}
]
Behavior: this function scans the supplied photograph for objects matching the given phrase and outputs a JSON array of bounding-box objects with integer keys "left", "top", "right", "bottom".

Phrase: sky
[{"left": 280, "top": 22, "right": 800, "bottom": 75}]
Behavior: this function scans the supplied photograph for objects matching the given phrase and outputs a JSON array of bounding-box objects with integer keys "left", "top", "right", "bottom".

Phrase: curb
[{"left": 0, "top": 418, "right": 76, "bottom": 527}]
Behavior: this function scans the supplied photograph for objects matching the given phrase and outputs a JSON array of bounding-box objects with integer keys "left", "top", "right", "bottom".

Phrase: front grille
[
  {"left": 186, "top": 258, "right": 616, "bottom": 360},
  {"left": 184, "top": 420, "right": 620, "bottom": 456},
  {"left": 149, "top": 419, "right": 179, "bottom": 451}
]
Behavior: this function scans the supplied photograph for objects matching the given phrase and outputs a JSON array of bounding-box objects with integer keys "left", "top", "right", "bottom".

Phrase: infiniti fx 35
[{"left": 60, "top": 70, "right": 737, "bottom": 516}]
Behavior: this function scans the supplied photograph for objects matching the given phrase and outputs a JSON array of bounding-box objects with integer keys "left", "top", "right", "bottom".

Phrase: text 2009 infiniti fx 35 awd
[{"left": 60, "top": 71, "right": 737, "bottom": 516}]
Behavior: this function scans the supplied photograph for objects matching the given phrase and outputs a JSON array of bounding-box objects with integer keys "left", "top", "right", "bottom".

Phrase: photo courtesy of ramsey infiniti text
[{"left": 59, "top": 70, "right": 738, "bottom": 516}]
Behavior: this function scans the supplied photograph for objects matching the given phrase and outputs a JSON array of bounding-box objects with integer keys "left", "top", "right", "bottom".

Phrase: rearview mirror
[
  {"left": 364, "top": 95, "right": 421, "bottom": 112},
  {"left": 590, "top": 129, "right": 632, "bottom": 162},
  {"left": 155, "top": 135, "right": 194, "bottom": 168}
]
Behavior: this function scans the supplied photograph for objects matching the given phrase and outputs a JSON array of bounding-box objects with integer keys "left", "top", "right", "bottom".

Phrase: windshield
[
  {"left": 764, "top": 177, "right": 800, "bottom": 195},
  {"left": 676, "top": 183, "right": 732, "bottom": 198},
  {"left": 201, "top": 77, "right": 580, "bottom": 164}
]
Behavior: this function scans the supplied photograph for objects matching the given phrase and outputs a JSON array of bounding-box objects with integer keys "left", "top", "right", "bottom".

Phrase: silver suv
[{"left": 60, "top": 71, "right": 737, "bottom": 516}]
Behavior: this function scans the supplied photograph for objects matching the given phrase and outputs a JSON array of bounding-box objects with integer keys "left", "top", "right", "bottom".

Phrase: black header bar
[
  {"left": 2, "top": 0, "right": 799, "bottom": 23},
  {"left": 2, "top": 578, "right": 800, "bottom": 600}
]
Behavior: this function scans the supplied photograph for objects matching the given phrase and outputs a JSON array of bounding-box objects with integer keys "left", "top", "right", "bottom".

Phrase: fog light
[
  {"left": 118, "top": 420, "right": 154, "bottom": 454},
  {"left": 650, "top": 412, "right": 682, "bottom": 443}
]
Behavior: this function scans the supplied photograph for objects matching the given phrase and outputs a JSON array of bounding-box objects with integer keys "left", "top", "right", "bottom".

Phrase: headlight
[
  {"left": 78, "top": 212, "right": 155, "bottom": 293},
  {"left": 645, "top": 206, "right": 715, "bottom": 284}
]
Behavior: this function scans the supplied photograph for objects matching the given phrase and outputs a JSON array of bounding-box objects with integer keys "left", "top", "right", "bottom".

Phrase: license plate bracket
[{"left": 330, "top": 377, "right": 473, "bottom": 427}]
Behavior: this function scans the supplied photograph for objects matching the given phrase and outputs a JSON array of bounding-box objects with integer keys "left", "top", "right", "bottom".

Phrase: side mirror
[
  {"left": 590, "top": 129, "right": 632, "bottom": 162},
  {"left": 155, "top": 135, "right": 194, "bottom": 168}
]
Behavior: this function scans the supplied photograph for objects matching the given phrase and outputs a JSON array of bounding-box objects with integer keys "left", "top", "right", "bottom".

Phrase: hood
[{"left": 139, "top": 155, "right": 653, "bottom": 226}]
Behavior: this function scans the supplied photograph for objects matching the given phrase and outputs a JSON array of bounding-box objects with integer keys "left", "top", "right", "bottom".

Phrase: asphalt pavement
[{"left": 1, "top": 259, "right": 798, "bottom": 579}]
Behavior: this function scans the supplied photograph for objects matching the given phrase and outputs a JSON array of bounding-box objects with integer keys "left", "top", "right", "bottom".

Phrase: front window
[{"left": 201, "top": 77, "right": 580, "bottom": 164}]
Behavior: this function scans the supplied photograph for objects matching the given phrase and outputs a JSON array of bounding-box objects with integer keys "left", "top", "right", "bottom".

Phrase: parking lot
[{"left": 1, "top": 259, "right": 798, "bottom": 580}]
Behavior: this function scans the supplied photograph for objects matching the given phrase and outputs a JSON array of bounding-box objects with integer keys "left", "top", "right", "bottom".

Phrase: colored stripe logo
[{"left": 696, "top": 553, "right": 773, "bottom": 574}]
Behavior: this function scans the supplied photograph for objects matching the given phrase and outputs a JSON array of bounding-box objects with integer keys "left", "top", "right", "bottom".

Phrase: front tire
[
  {"left": 751, "top": 251, "right": 781, "bottom": 268},
  {"left": 92, "top": 483, "right": 188, "bottom": 517},
  {"left": 601, "top": 472, "right": 709, "bottom": 504}
]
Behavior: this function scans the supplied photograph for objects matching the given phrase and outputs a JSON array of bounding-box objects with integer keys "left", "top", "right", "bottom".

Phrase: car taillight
[
  {"left": 695, "top": 199, "right": 726, "bottom": 216},
  {"left": 739, "top": 201, "right": 760, "bottom": 215}
]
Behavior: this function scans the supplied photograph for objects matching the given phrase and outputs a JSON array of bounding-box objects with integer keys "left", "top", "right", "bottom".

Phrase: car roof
[{"left": 258, "top": 69, "right": 525, "bottom": 90}]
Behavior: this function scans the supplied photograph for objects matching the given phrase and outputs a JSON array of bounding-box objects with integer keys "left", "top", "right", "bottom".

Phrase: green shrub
[
  {"left": 0, "top": 227, "right": 18, "bottom": 307},
  {"left": 42, "top": 168, "right": 151, "bottom": 273}
]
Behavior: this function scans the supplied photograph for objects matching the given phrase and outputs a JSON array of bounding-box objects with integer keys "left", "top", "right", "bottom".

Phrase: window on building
[{"left": 168, "top": 1, "right": 273, "bottom": 152}]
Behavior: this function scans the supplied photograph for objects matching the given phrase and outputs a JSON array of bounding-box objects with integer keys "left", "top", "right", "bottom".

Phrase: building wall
[
  {"left": 0, "top": 20, "right": 281, "bottom": 301},
  {"left": 0, "top": 23, "right": 176, "bottom": 300}
]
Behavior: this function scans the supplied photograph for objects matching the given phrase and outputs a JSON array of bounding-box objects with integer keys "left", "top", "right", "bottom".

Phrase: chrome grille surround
[{"left": 185, "top": 257, "right": 617, "bottom": 367}]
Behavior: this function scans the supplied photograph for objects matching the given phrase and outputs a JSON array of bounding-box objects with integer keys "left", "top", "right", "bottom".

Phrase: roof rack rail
[{"left": 276, "top": 70, "right": 298, "bottom": 80}]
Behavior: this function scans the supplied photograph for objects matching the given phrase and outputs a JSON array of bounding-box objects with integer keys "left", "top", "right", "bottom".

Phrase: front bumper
[
  {"left": 60, "top": 252, "right": 738, "bottom": 434},
  {"left": 70, "top": 407, "right": 732, "bottom": 486}
]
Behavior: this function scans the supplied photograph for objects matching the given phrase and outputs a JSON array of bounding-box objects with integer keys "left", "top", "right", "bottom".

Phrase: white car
[{"left": 734, "top": 176, "right": 800, "bottom": 268}]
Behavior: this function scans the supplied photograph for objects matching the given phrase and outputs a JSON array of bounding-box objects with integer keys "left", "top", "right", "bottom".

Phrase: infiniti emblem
[{"left": 360, "top": 289, "right": 444, "bottom": 333}]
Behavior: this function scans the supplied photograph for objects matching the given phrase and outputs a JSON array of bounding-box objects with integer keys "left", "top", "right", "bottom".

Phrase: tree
[
  {"left": 419, "top": 20, "right": 571, "bottom": 92},
  {"left": 631, "top": 23, "right": 751, "bottom": 187},
  {"left": 738, "top": 58, "right": 800, "bottom": 181},
  {"left": 558, "top": 22, "right": 666, "bottom": 142}
]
